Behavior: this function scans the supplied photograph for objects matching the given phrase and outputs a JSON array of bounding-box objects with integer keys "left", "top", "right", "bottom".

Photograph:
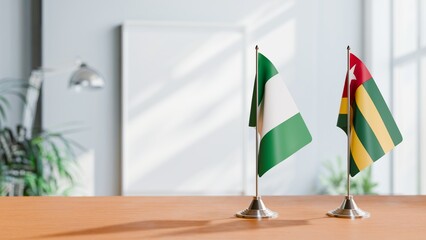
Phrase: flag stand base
[
  {"left": 327, "top": 195, "right": 370, "bottom": 219},
  {"left": 236, "top": 196, "right": 278, "bottom": 219}
]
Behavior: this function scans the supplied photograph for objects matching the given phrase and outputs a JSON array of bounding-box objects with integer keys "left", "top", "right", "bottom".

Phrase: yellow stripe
[
  {"left": 339, "top": 98, "right": 348, "bottom": 114},
  {"left": 350, "top": 128, "right": 374, "bottom": 171},
  {"left": 355, "top": 85, "right": 395, "bottom": 153}
]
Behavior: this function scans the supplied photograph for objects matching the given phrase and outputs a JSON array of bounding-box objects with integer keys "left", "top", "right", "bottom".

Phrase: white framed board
[{"left": 121, "top": 21, "right": 249, "bottom": 195}]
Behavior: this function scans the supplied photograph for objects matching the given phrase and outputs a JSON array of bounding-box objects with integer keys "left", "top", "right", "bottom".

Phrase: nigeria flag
[{"left": 249, "top": 52, "right": 312, "bottom": 177}]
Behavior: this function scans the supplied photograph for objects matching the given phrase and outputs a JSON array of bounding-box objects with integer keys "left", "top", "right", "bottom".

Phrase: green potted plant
[
  {"left": 318, "top": 156, "right": 378, "bottom": 195},
  {"left": 0, "top": 79, "right": 81, "bottom": 196}
]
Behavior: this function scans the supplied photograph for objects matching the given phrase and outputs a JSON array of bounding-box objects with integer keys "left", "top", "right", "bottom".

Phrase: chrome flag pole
[
  {"left": 236, "top": 45, "right": 277, "bottom": 219},
  {"left": 327, "top": 46, "right": 369, "bottom": 219}
]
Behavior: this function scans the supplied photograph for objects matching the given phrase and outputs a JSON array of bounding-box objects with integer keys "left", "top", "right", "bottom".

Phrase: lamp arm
[
  {"left": 21, "top": 59, "right": 82, "bottom": 136},
  {"left": 34, "top": 59, "right": 82, "bottom": 77},
  {"left": 21, "top": 72, "right": 43, "bottom": 137}
]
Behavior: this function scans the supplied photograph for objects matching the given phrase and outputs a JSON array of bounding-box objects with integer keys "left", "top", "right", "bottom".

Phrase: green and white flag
[{"left": 249, "top": 53, "right": 312, "bottom": 177}]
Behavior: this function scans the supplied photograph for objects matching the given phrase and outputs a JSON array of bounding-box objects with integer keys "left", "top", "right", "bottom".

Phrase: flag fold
[{"left": 249, "top": 53, "right": 312, "bottom": 177}]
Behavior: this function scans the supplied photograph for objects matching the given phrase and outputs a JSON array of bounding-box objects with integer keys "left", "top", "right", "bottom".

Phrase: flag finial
[
  {"left": 255, "top": 45, "right": 259, "bottom": 50},
  {"left": 347, "top": 45, "right": 351, "bottom": 50}
]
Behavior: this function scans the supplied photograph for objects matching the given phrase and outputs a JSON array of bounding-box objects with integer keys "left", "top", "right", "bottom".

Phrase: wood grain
[{"left": 0, "top": 196, "right": 425, "bottom": 239}]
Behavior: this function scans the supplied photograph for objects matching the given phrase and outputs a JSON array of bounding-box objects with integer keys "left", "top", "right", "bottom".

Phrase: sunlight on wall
[
  {"left": 172, "top": 31, "right": 243, "bottom": 79},
  {"left": 241, "top": 0, "right": 294, "bottom": 31}
]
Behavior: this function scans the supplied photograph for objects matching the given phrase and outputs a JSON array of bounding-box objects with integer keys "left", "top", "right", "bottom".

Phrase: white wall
[
  {"left": 0, "top": 0, "right": 31, "bottom": 127},
  {"left": 42, "top": 0, "right": 363, "bottom": 195},
  {"left": 365, "top": 0, "right": 426, "bottom": 195}
]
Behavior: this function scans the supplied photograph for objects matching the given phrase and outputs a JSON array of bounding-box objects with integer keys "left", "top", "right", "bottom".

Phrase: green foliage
[
  {"left": 319, "top": 156, "right": 378, "bottom": 195},
  {"left": 0, "top": 125, "right": 82, "bottom": 196},
  {"left": 0, "top": 78, "right": 82, "bottom": 196}
]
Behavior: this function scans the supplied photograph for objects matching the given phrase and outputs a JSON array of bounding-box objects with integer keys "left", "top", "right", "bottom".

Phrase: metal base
[
  {"left": 327, "top": 195, "right": 370, "bottom": 219},
  {"left": 236, "top": 196, "right": 278, "bottom": 219}
]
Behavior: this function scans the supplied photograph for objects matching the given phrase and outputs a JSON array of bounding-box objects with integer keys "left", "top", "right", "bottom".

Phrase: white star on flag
[{"left": 349, "top": 64, "right": 357, "bottom": 82}]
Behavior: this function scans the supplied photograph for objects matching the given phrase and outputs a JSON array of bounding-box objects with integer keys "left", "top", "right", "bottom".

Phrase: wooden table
[{"left": 1, "top": 196, "right": 425, "bottom": 239}]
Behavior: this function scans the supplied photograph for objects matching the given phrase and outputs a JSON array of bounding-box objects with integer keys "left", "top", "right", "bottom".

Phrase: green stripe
[
  {"left": 248, "top": 79, "right": 257, "bottom": 127},
  {"left": 249, "top": 53, "right": 279, "bottom": 127},
  {"left": 353, "top": 101, "right": 385, "bottom": 161},
  {"left": 362, "top": 79, "right": 403, "bottom": 145},
  {"left": 350, "top": 154, "right": 360, "bottom": 177},
  {"left": 257, "top": 53, "right": 279, "bottom": 105},
  {"left": 337, "top": 114, "right": 347, "bottom": 133},
  {"left": 258, "top": 113, "right": 312, "bottom": 177}
]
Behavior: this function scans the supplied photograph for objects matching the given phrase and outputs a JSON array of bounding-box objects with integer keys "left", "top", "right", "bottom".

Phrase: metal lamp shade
[{"left": 69, "top": 63, "right": 104, "bottom": 90}]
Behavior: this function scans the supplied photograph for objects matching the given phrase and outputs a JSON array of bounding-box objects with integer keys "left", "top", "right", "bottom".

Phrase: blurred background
[{"left": 0, "top": 0, "right": 424, "bottom": 196}]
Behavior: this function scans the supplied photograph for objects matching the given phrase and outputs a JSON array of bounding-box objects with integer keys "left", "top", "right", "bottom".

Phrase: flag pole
[
  {"left": 236, "top": 45, "right": 277, "bottom": 219},
  {"left": 346, "top": 45, "right": 351, "bottom": 198},
  {"left": 326, "top": 46, "right": 369, "bottom": 219},
  {"left": 255, "top": 45, "right": 259, "bottom": 198}
]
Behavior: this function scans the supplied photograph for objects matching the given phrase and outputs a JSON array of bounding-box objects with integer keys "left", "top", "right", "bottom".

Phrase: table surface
[{"left": 1, "top": 195, "right": 426, "bottom": 239}]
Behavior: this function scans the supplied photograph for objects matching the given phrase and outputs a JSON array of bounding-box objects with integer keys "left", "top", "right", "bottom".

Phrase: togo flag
[
  {"left": 249, "top": 52, "right": 312, "bottom": 177},
  {"left": 337, "top": 52, "right": 403, "bottom": 176}
]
